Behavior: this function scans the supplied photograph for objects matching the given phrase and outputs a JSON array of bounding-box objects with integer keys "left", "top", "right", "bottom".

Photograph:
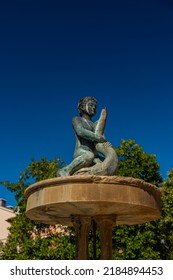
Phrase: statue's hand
[
  {"left": 102, "top": 107, "right": 107, "bottom": 117},
  {"left": 98, "top": 135, "right": 107, "bottom": 143}
]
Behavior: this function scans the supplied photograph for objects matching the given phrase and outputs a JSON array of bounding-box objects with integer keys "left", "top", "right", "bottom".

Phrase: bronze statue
[{"left": 57, "top": 96, "right": 118, "bottom": 176}]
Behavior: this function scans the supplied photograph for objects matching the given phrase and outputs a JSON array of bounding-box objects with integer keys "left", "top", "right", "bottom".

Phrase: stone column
[
  {"left": 73, "top": 216, "right": 91, "bottom": 260},
  {"left": 94, "top": 215, "right": 116, "bottom": 260}
]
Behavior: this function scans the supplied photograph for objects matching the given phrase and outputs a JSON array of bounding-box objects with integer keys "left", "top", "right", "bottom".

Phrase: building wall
[{"left": 0, "top": 199, "right": 15, "bottom": 243}]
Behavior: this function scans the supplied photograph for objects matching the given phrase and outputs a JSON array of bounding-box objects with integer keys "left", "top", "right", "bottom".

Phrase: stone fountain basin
[{"left": 24, "top": 175, "right": 161, "bottom": 226}]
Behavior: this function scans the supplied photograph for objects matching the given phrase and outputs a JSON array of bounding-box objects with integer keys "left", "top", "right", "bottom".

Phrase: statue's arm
[
  {"left": 95, "top": 108, "right": 107, "bottom": 136},
  {"left": 72, "top": 117, "right": 105, "bottom": 143}
]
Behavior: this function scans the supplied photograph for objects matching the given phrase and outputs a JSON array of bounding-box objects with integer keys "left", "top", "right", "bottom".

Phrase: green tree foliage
[
  {"left": 1, "top": 157, "right": 65, "bottom": 213},
  {"left": 156, "top": 169, "right": 173, "bottom": 259},
  {"left": 0, "top": 158, "right": 75, "bottom": 260},
  {"left": 0, "top": 140, "right": 173, "bottom": 259},
  {"left": 112, "top": 140, "right": 173, "bottom": 260},
  {"left": 116, "top": 139, "right": 162, "bottom": 185}
]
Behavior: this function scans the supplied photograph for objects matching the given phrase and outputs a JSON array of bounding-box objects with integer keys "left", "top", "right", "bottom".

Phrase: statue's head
[{"left": 78, "top": 96, "right": 97, "bottom": 117}]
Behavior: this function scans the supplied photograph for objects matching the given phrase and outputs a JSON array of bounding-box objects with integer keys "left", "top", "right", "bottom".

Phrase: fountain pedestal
[{"left": 25, "top": 175, "right": 161, "bottom": 259}]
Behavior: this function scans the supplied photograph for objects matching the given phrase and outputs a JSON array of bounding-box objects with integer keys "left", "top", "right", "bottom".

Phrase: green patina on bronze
[{"left": 56, "top": 96, "right": 118, "bottom": 176}]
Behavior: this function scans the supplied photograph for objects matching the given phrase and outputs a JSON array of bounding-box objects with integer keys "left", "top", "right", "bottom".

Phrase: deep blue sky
[{"left": 0, "top": 0, "right": 173, "bottom": 206}]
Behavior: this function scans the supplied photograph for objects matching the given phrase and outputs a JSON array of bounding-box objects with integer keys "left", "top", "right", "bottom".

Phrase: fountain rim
[{"left": 24, "top": 175, "right": 161, "bottom": 199}]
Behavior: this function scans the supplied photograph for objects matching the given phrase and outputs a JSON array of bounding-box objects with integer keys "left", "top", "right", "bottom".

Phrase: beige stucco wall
[{"left": 0, "top": 206, "right": 15, "bottom": 243}]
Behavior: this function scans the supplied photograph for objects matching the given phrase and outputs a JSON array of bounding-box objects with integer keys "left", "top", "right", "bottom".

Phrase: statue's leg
[{"left": 56, "top": 151, "right": 95, "bottom": 176}]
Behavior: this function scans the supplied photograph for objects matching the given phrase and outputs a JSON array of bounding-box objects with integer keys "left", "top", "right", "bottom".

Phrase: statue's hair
[{"left": 78, "top": 96, "right": 97, "bottom": 116}]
